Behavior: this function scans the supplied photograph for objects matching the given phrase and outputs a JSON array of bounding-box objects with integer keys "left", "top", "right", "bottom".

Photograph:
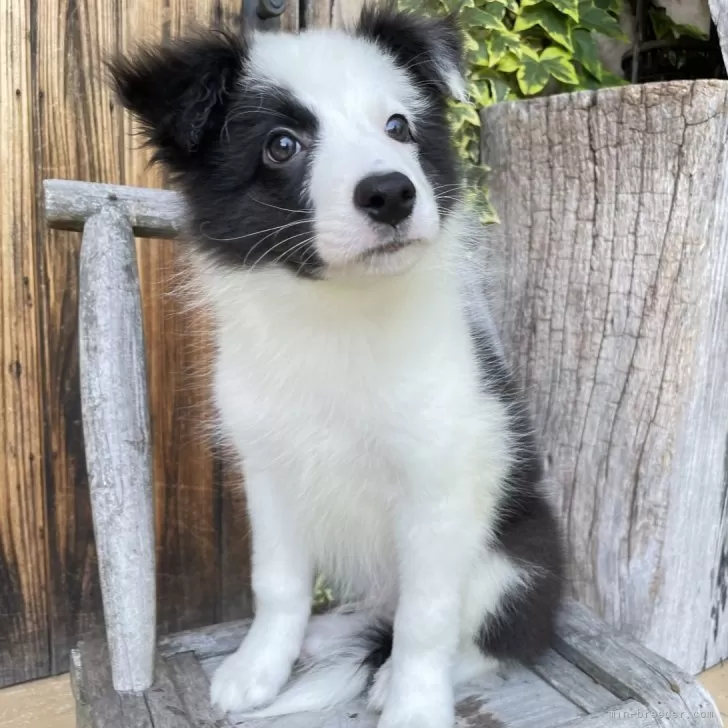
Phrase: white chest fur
[{"left": 196, "top": 249, "right": 511, "bottom": 603}]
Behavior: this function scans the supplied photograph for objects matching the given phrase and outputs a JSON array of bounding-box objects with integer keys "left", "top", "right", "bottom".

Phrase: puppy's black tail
[{"left": 241, "top": 619, "right": 393, "bottom": 718}]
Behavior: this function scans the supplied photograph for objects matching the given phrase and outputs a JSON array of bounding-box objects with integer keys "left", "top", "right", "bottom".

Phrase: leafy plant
[
  {"left": 648, "top": 6, "right": 708, "bottom": 41},
  {"left": 399, "top": 0, "right": 629, "bottom": 218}
]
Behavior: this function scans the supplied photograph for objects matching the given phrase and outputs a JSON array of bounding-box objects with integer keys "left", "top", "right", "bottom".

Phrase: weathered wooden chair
[{"left": 43, "top": 177, "right": 721, "bottom": 728}]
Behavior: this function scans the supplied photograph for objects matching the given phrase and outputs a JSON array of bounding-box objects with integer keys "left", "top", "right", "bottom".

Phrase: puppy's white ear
[{"left": 356, "top": 5, "right": 467, "bottom": 102}]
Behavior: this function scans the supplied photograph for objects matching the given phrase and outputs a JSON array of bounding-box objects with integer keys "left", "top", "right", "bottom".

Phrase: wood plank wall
[{"left": 0, "top": 0, "right": 362, "bottom": 688}]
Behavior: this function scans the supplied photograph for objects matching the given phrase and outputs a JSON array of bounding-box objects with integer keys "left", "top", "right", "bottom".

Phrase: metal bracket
[{"left": 244, "top": 0, "right": 287, "bottom": 30}]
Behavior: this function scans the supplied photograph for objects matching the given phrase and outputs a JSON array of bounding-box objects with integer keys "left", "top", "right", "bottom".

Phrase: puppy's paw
[
  {"left": 378, "top": 699, "right": 454, "bottom": 728},
  {"left": 210, "top": 647, "right": 291, "bottom": 714},
  {"left": 367, "top": 658, "right": 392, "bottom": 712},
  {"left": 377, "top": 670, "right": 454, "bottom": 728}
]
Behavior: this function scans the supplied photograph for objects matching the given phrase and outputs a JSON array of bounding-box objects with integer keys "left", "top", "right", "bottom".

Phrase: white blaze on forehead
[
  {"left": 247, "top": 29, "right": 427, "bottom": 121},
  {"left": 245, "top": 28, "right": 442, "bottom": 272}
]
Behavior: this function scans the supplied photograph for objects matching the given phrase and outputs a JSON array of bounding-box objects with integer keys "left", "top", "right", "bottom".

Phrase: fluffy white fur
[{"left": 184, "top": 23, "right": 524, "bottom": 728}]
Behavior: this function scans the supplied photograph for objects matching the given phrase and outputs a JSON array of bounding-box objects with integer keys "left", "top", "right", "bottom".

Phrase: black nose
[{"left": 353, "top": 172, "right": 416, "bottom": 226}]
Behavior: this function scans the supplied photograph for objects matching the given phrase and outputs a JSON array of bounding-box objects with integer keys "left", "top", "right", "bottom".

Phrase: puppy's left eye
[
  {"left": 264, "top": 131, "right": 302, "bottom": 165},
  {"left": 385, "top": 114, "right": 412, "bottom": 143}
]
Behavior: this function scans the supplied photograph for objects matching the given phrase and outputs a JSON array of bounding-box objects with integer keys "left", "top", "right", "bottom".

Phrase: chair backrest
[{"left": 44, "top": 178, "right": 185, "bottom": 692}]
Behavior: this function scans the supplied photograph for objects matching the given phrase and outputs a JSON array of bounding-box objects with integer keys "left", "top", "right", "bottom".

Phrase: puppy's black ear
[
  {"left": 109, "top": 30, "right": 245, "bottom": 171},
  {"left": 356, "top": 5, "right": 466, "bottom": 101}
]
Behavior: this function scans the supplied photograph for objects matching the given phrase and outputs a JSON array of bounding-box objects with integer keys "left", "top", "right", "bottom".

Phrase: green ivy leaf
[
  {"left": 648, "top": 7, "right": 708, "bottom": 39},
  {"left": 547, "top": 0, "right": 580, "bottom": 22},
  {"left": 467, "top": 37, "right": 491, "bottom": 67},
  {"left": 496, "top": 51, "right": 522, "bottom": 73},
  {"left": 487, "top": 0, "right": 520, "bottom": 12},
  {"left": 572, "top": 27, "right": 602, "bottom": 80},
  {"left": 600, "top": 69, "right": 629, "bottom": 85},
  {"left": 574, "top": 65, "right": 628, "bottom": 88},
  {"left": 513, "top": 4, "right": 574, "bottom": 51},
  {"left": 463, "top": 31, "right": 480, "bottom": 53},
  {"left": 516, "top": 47, "right": 551, "bottom": 94},
  {"left": 520, "top": 0, "right": 578, "bottom": 20},
  {"left": 450, "top": 101, "right": 482, "bottom": 127},
  {"left": 460, "top": 6, "right": 508, "bottom": 31},
  {"left": 594, "top": 0, "right": 622, "bottom": 13},
  {"left": 578, "top": 0, "right": 627, "bottom": 38},
  {"left": 469, "top": 80, "right": 494, "bottom": 106},
  {"left": 488, "top": 76, "right": 516, "bottom": 103},
  {"left": 486, "top": 28, "right": 523, "bottom": 65},
  {"left": 540, "top": 46, "right": 579, "bottom": 84},
  {"left": 483, "top": 1, "right": 508, "bottom": 19}
]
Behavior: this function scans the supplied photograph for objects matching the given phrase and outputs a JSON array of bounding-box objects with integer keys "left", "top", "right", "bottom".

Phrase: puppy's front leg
[
  {"left": 380, "top": 488, "right": 480, "bottom": 728},
  {"left": 211, "top": 467, "right": 312, "bottom": 713}
]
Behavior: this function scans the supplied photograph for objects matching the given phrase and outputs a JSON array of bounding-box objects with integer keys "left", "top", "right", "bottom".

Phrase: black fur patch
[
  {"left": 109, "top": 30, "right": 246, "bottom": 174},
  {"left": 356, "top": 6, "right": 463, "bottom": 216},
  {"left": 110, "top": 13, "right": 464, "bottom": 276},
  {"left": 356, "top": 5, "right": 464, "bottom": 101},
  {"left": 469, "top": 326, "right": 566, "bottom": 663},
  {"left": 110, "top": 30, "right": 323, "bottom": 276},
  {"left": 359, "top": 620, "right": 394, "bottom": 673}
]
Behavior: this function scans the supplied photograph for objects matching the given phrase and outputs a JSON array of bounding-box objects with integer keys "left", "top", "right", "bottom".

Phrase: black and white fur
[{"left": 111, "top": 9, "right": 564, "bottom": 727}]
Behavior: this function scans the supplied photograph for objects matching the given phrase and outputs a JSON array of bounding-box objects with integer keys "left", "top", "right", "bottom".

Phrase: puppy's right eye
[{"left": 264, "top": 131, "right": 302, "bottom": 165}]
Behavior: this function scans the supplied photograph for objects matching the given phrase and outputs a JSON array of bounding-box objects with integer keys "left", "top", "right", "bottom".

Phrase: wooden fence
[
  {"left": 3, "top": 0, "right": 728, "bottom": 691},
  {"left": 0, "top": 0, "right": 362, "bottom": 688}
]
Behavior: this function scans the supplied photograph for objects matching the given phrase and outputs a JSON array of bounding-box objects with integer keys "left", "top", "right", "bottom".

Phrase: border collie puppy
[{"left": 111, "top": 7, "right": 564, "bottom": 727}]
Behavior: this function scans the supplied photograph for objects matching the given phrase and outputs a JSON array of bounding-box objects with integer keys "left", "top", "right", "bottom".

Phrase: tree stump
[{"left": 481, "top": 79, "right": 728, "bottom": 674}]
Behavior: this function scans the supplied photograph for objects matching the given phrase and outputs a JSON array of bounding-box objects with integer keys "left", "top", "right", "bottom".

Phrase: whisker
[
  {"left": 246, "top": 230, "right": 316, "bottom": 273},
  {"left": 248, "top": 237, "right": 315, "bottom": 275},
  {"left": 200, "top": 218, "right": 311, "bottom": 243},
  {"left": 247, "top": 196, "right": 316, "bottom": 214}
]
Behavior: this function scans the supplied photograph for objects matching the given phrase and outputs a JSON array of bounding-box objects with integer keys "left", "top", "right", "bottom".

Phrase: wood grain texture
[
  {"left": 531, "top": 651, "right": 619, "bottom": 713},
  {"left": 76, "top": 640, "right": 153, "bottom": 728},
  {"left": 0, "top": 0, "right": 50, "bottom": 688},
  {"left": 79, "top": 207, "right": 156, "bottom": 692},
  {"left": 44, "top": 180, "right": 184, "bottom": 237},
  {"left": 558, "top": 702, "right": 659, "bottom": 728},
  {"left": 145, "top": 658, "right": 196, "bottom": 728},
  {"left": 64, "top": 601, "right": 724, "bottom": 727},
  {"left": 305, "top": 0, "right": 366, "bottom": 30},
  {"left": 32, "top": 0, "right": 125, "bottom": 677},
  {"left": 709, "top": 0, "right": 728, "bottom": 67},
  {"left": 159, "top": 617, "right": 250, "bottom": 660},
  {"left": 119, "top": 0, "right": 250, "bottom": 639},
  {"left": 554, "top": 602, "right": 722, "bottom": 727},
  {"left": 167, "top": 652, "right": 235, "bottom": 728},
  {"left": 481, "top": 80, "right": 728, "bottom": 674}
]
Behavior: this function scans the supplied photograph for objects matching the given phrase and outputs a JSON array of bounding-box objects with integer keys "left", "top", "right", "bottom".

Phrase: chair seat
[{"left": 69, "top": 601, "right": 721, "bottom": 728}]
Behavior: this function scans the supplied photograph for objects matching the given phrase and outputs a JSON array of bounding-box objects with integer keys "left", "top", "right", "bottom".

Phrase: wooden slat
[
  {"left": 0, "top": 0, "right": 50, "bottom": 688},
  {"left": 532, "top": 650, "right": 619, "bottom": 713},
  {"left": 554, "top": 602, "right": 722, "bottom": 728},
  {"left": 33, "top": 0, "right": 126, "bottom": 676},
  {"left": 305, "top": 0, "right": 365, "bottom": 29},
  {"left": 159, "top": 618, "right": 251, "bottom": 660},
  {"left": 145, "top": 658, "right": 197, "bottom": 728},
  {"left": 77, "top": 639, "right": 153, "bottom": 728},
  {"left": 199, "top": 654, "right": 584, "bottom": 728},
  {"left": 559, "top": 700, "right": 659, "bottom": 728},
  {"left": 482, "top": 80, "right": 728, "bottom": 673},
  {"left": 168, "top": 652, "right": 236, "bottom": 727},
  {"left": 44, "top": 179, "right": 183, "bottom": 238},
  {"left": 79, "top": 206, "right": 156, "bottom": 692}
]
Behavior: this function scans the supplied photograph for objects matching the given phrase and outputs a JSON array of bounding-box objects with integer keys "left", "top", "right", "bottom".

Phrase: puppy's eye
[
  {"left": 264, "top": 131, "right": 301, "bottom": 165},
  {"left": 385, "top": 114, "right": 412, "bottom": 143}
]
